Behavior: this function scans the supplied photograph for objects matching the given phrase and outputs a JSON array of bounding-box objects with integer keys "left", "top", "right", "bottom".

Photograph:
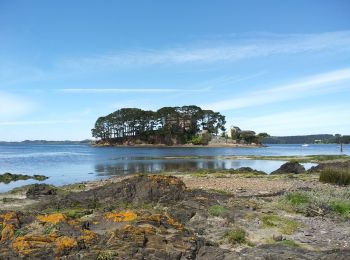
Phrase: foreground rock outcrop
[
  {"left": 0, "top": 174, "right": 349, "bottom": 259},
  {"left": 271, "top": 161, "right": 306, "bottom": 174}
]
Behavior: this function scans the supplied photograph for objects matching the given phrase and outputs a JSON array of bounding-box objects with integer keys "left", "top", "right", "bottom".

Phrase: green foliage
[
  {"left": 260, "top": 214, "right": 300, "bottom": 234},
  {"left": 15, "top": 228, "right": 28, "bottom": 237},
  {"left": 224, "top": 227, "right": 247, "bottom": 244},
  {"left": 320, "top": 169, "right": 350, "bottom": 185},
  {"left": 286, "top": 192, "right": 310, "bottom": 206},
  {"left": 331, "top": 200, "right": 350, "bottom": 217},
  {"left": 96, "top": 250, "right": 116, "bottom": 260},
  {"left": 275, "top": 240, "right": 301, "bottom": 248},
  {"left": 92, "top": 105, "right": 226, "bottom": 145},
  {"left": 279, "top": 188, "right": 350, "bottom": 218},
  {"left": 208, "top": 205, "right": 227, "bottom": 217}
]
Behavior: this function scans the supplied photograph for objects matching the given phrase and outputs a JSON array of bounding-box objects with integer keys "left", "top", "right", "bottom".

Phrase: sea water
[{"left": 0, "top": 143, "right": 348, "bottom": 192}]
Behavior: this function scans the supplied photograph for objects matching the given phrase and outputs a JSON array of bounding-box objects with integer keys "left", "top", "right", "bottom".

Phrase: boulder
[
  {"left": 26, "top": 184, "right": 57, "bottom": 199},
  {"left": 271, "top": 162, "right": 306, "bottom": 174}
]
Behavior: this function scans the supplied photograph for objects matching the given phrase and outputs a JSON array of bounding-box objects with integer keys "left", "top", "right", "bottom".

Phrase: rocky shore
[{"left": 0, "top": 160, "right": 349, "bottom": 259}]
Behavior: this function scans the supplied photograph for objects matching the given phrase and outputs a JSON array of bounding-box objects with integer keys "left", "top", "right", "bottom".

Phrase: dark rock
[
  {"left": 38, "top": 175, "right": 186, "bottom": 210},
  {"left": 271, "top": 162, "right": 306, "bottom": 174},
  {"left": 26, "top": 184, "right": 57, "bottom": 199},
  {"left": 308, "top": 161, "right": 350, "bottom": 172}
]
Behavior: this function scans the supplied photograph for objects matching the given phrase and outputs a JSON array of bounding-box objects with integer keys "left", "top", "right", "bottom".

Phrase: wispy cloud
[
  {"left": 0, "top": 91, "right": 36, "bottom": 119},
  {"left": 0, "top": 119, "right": 88, "bottom": 126},
  {"left": 203, "top": 68, "right": 350, "bottom": 111},
  {"left": 60, "top": 31, "right": 350, "bottom": 71},
  {"left": 233, "top": 104, "right": 350, "bottom": 135},
  {"left": 59, "top": 88, "right": 210, "bottom": 94}
]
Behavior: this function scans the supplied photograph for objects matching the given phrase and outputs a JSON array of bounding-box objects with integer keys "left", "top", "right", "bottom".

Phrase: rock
[
  {"left": 0, "top": 172, "right": 48, "bottom": 184},
  {"left": 308, "top": 161, "right": 350, "bottom": 172},
  {"left": 271, "top": 162, "right": 306, "bottom": 174},
  {"left": 26, "top": 184, "right": 57, "bottom": 199},
  {"left": 233, "top": 167, "right": 266, "bottom": 174},
  {"left": 38, "top": 175, "right": 186, "bottom": 210}
]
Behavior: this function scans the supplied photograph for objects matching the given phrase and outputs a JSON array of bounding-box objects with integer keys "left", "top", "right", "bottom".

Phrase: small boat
[{"left": 302, "top": 144, "right": 309, "bottom": 147}]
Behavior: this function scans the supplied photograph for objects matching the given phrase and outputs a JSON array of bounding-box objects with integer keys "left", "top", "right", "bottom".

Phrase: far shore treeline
[{"left": 92, "top": 105, "right": 226, "bottom": 145}]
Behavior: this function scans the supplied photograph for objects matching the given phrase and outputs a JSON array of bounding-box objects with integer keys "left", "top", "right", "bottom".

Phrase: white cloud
[
  {"left": 232, "top": 105, "right": 350, "bottom": 135},
  {"left": 203, "top": 68, "right": 350, "bottom": 111},
  {"left": 0, "top": 119, "right": 88, "bottom": 126},
  {"left": 60, "top": 31, "right": 350, "bottom": 70},
  {"left": 59, "top": 88, "right": 209, "bottom": 94},
  {"left": 0, "top": 92, "right": 35, "bottom": 119}
]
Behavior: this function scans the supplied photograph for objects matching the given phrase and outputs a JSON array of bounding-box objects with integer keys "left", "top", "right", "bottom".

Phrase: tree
[{"left": 92, "top": 105, "right": 226, "bottom": 145}]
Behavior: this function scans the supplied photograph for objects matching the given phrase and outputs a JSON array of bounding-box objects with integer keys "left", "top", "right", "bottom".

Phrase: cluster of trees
[
  {"left": 92, "top": 106, "right": 226, "bottom": 145},
  {"left": 230, "top": 126, "right": 269, "bottom": 144}
]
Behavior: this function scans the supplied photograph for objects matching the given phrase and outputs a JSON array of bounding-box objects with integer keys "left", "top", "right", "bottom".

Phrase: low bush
[
  {"left": 224, "top": 227, "right": 246, "bottom": 244},
  {"left": 319, "top": 168, "right": 350, "bottom": 185},
  {"left": 208, "top": 205, "right": 227, "bottom": 217},
  {"left": 286, "top": 192, "right": 310, "bottom": 206},
  {"left": 331, "top": 200, "right": 350, "bottom": 217}
]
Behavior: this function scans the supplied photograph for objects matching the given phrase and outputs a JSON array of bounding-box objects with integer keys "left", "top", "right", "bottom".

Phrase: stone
[{"left": 271, "top": 162, "right": 306, "bottom": 174}]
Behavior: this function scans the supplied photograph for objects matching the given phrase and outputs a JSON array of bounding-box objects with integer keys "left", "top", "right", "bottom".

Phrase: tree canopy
[{"left": 92, "top": 105, "right": 226, "bottom": 145}]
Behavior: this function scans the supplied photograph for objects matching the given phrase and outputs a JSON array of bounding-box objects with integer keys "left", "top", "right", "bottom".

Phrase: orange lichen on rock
[
  {"left": 79, "top": 229, "right": 97, "bottom": 244},
  {"left": 122, "top": 224, "right": 156, "bottom": 235},
  {"left": 55, "top": 236, "right": 77, "bottom": 254},
  {"left": 105, "top": 211, "right": 137, "bottom": 222},
  {"left": 12, "top": 234, "right": 57, "bottom": 255},
  {"left": 37, "top": 213, "right": 66, "bottom": 224},
  {"left": 167, "top": 217, "right": 184, "bottom": 230},
  {"left": 0, "top": 223, "right": 15, "bottom": 242},
  {"left": 0, "top": 211, "right": 17, "bottom": 222}
]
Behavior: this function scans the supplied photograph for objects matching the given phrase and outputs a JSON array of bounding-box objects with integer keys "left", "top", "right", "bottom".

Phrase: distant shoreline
[{"left": 92, "top": 142, "right": 262, "bottom": 148}]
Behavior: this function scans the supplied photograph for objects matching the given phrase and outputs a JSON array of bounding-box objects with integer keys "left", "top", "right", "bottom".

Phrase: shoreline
[
  {"left": 0, "top": 159, "right": 349, "bottom": 258},
  {"left": 92, "top": 142, "right": 263, "bottom": 148}
]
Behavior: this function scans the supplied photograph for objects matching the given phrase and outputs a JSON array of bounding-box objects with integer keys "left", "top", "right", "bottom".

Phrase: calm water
[{"left": 0, "top": 143, "right": 348, "bottom": 192}]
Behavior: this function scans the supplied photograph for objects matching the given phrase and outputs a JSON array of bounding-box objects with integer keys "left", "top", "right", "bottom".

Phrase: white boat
[{"left": 302, "top": 144, "right": 309, "bottom": 147}]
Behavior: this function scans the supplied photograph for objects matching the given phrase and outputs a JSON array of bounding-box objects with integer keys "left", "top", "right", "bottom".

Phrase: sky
[{"left": 1, "top": 0, "right": 350, "bottom": 141}]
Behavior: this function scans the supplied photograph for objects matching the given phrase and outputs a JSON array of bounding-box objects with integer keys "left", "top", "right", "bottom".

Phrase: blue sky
[{"left": 1, "top": 0, "right": 350, "bottom": 141}]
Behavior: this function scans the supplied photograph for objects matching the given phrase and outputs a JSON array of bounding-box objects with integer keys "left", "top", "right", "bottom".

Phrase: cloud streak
[
  {"left": 233, "top": 104, "right": 350, "bottom": 135},
  {"left": 0, "top": 119, "right": 88, "bottom": 126},
  {"left": 60, "top": 31, "right": 350, "bottom": 70},
  {"left": 203, "top": 68, "right": 350, "bottom": 111},
  {"left": 59, "top": 88, "right": 209, "bottom": 94}
]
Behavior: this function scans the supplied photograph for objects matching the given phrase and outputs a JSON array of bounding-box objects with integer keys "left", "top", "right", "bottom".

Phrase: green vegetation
[
  {"left": 260, "top": 214, "right": 300, "bottom": 235},
  {"left": 230, "top": 126, "right": 269, "bottom": 144},
  {"left": 285, "top": 192, "right": 310, "bottom": 206},
  {"left": 275, "top": 240, "right": 301, "bottom": 248},
  {"left": 208, "top": 205, "right": 227, "bottom": 217},
  {"left": 224, "top": 226, "right": 247, "bottom": 244},
  {"left": 0, "top": 172, "right": 48, "bottom": 184},
  {"left": 320, "top": 169, "right": 350, "bottom": 185},
  {"left": 279, "top": 188, "right": 350, "bottom": 218},
  {"left": 96, "top": 250, "right": 116, "bottom": 260},
  {"left": 330, "top": 201, "right": 350, "bottom": 218},
  {"left": 92, "top": 105, "right": 226, "bottom": 145}
]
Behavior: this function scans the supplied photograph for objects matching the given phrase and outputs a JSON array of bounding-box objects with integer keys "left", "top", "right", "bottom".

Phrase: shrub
[
  {"left": 331, "top": 200, "right": 350, "bottom": 217},
  {"left": 319, "top": 168, "right": 350, "bottom": 186},
  {"left": 224, "top": 227, "right": 246, "bottom": 244},
  {"left": 286, "top": 192, "right": 310, "bottom": 206},
  {"left": 208, "top": 205, "right": 227, "bottom": 217}
]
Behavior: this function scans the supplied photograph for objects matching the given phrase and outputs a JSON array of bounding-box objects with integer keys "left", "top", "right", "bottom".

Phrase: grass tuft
[
  {"left": 320, "top": 168, "right": 350, "bottom": 186},
  {"left": 208, "top": 205, "right": 227, "bottom": 217},
  {"left": 224, "top": 226, "right": 246, "bottom": 244}
]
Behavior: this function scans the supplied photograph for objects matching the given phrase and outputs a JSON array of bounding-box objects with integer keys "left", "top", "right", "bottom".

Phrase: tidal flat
[{"left": 0, "top": 158, "right": 349, "bottom": 259}]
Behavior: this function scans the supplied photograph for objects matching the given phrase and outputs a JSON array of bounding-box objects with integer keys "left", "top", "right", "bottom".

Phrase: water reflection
[{"left": 94, "top": 158, "right": 316, "bottom": 176}]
